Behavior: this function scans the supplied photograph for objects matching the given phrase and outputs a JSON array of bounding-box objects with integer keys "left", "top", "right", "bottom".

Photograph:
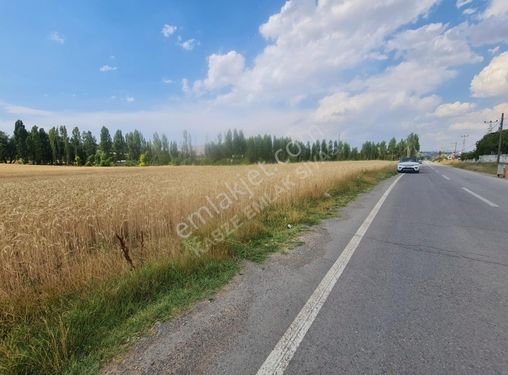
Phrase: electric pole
[
  {"left": 496, "top": 112, "right": 504, "bottom": 165},
  {"left": 452, "top": 142, "right": 457, "bottom": 159},
  {"left": 497, "top": 113, "right": 505, "bottom": 177},
  {"left": 484, "top": 119, "right": 498, "bottom": 134},
  {"left": 461, "top": 134, "right": 469, "bottom": 154}
]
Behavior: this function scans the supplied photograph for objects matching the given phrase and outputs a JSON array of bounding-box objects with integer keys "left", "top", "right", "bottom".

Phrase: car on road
[{"left": 397, "top": 157, "right": 420, "bottom": 173}]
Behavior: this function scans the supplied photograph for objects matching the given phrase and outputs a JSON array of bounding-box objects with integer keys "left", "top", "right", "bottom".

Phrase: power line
[
  {"left": 484, "top": 119, "right": 498, "bottom": 134},
  {"left": 460, "top": 134, "right": 469, "bottom": 154}
]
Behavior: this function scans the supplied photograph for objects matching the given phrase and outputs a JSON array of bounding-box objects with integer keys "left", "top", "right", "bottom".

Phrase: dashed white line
[
  {"left": 441, "top": 174, "right": 450, "bottom": 180},
  {"left": 462, "top": 187, "right": 499, "bottom": 207},
  {"left": 256, "top": 174, "right": 404, "bottom": 375}
]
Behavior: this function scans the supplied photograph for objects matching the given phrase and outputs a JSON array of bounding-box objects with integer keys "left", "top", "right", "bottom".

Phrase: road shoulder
[{"left": 103, "top": 176, "right": 398, "bottom": 375}]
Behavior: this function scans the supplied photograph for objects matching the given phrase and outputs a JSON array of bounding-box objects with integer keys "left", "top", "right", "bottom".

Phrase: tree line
[
  {"left": 0, "top": 120, "right": 420, "bottom": 166},
  {"left": 204, "top": 130, "right": 420, "bottom": 163},
  {"left": 460, "top": 129, "right": 508, "bottom": 160}
]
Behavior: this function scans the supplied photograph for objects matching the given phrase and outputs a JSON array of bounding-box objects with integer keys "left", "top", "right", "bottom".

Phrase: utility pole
[
  {"left": 452, "top": 142, "right": 457, "bottom": 159},
  {"left": 461, "top": 134, "right": 469, "bottom": 154},
  {"left": 496, "top": 113, "right": 504, "bottom": 177},
  {"left": 485, "top": 119, "right": 498, "bottom": 134},
  {"left": 496, "top": 113, "right": 504, "bottom": 164}
]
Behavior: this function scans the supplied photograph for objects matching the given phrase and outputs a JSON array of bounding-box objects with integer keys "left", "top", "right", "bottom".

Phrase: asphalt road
[{"left": 105, "top": 163, "right": 508, "bottom": 375}]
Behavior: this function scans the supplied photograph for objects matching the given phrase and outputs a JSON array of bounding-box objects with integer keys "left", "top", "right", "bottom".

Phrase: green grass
[
  {"left": 0, "top": 166, "right": 395, "bottom": 375},
  {"left": 449, "top": 162, "right": 498, "bottom": 176}
]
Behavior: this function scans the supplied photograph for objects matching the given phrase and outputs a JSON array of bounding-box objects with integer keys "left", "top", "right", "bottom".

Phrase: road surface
[{"left": 105, "top": 163, "right": 508, "bottom": 375}]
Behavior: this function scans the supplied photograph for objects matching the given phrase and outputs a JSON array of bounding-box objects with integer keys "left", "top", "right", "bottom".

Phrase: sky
[{"left": 0, "top": 0, "right": 507, "bottom": 151}]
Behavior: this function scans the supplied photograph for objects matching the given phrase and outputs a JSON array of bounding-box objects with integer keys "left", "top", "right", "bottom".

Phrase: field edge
[{"left": 0, "top": 166, "right": 395, "bottom": 375}]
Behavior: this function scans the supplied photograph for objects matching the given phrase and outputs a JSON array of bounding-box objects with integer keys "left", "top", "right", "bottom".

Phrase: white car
[{"left": 397, "top": 157, "right": 420, "bottom": 173}]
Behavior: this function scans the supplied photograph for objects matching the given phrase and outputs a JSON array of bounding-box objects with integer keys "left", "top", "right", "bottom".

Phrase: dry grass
[
  {"left": 442, "top": 160, "right": 499, "bottom": 175},
  {"left": 0, "top": 161, "right": 393, "bottom": 307}
]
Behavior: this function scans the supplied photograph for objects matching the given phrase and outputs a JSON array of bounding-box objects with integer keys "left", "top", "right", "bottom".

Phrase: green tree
[
  {"left": 378, "top": 141, "right": 387, "bottom": 160},
  {"left": 71, "top": 127, "right": 83, "bottom": 165},
  {"left": 82, "top": 131, "right": 97, "bottom": 165},
  {"left": 99, "top": 126, "right": 113, "bottom": 158},
  {"left": 14, "top": 120, "right": 29, "bottom": 163},
  {"left": 29, "top": 125, "right": 43, "bottom": 164},
  {"left": 152, "top": 132, "right": 163, "bottom": 164},
  {"left": 126, "top": 130, "right": 143, "bottom": 162},
  {"left": 39, "top": 128, "right": 51, "bottom": 164},
  {"left": 474, "top": 129, "right": 508, "bottom": 156},
  {"left": 0, "top": 131, "right": 9, "bottom": 163},
  {"left": 48, "top": 127, "right": 60, "bottom": 164},
  {"left": 112, "top": 129, "right": 126, "bottom": 162},
  {"left": 161, "top": 134, "right": 170, "bottom": 164},
  {"left": 405, "top": 133, "right": 420, "bottom": 157},
  {"left": 387, "top": 137, "right": 397, "bottom": 160},
  {"left": 60, "top": 126, "right": 71, "bottom": 164}
]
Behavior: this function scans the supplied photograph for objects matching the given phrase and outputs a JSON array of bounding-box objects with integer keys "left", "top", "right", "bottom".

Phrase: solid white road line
[
  {"left": 462, "top": 187, "right": 499, "bottom": 208},
  {"left": 256, "top": 174, "right": 404, "bottom": 375},
  {"left": 442, "top": 174, "right": 450, "bottom": 180}
]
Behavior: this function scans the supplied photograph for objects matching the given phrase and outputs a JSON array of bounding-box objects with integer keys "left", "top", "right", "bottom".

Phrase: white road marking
[
  {"left": 462, "top": 187, "right": 499, "bottom": 208},
  {"left": 441, "top": 174, "right": 450, "bottom": 180},
  {"left": 256, "top": 175, "right": 404, "bottom": 375}
]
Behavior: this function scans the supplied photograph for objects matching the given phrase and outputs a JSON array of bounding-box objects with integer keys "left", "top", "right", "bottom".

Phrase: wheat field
[{"left": 0, "top": 161, "right": 392, "bottom": 305}]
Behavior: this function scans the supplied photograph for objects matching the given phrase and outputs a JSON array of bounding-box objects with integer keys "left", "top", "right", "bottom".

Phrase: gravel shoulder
[{"left": 102, "top": 177, "right": 396, "bottom": 375}]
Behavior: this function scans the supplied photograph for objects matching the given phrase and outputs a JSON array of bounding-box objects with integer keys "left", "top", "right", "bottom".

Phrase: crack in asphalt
[{"left": 363, "top": 236, "right": 508, "bottom": 268}]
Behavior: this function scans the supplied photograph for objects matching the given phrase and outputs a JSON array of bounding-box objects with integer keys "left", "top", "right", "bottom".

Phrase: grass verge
[
  {"left": 0, "top": 166, "right": 395, "bottom": 375},
  {"left": 445, "top": 161, "right": 498, "bottom": 176}
]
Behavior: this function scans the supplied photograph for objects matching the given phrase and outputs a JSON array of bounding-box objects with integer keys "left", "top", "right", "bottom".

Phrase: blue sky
[{"left": 1, "top": 0, "right": 507, "bottom": 150}]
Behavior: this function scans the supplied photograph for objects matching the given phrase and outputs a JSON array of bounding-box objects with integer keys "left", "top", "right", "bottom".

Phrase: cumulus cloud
[
  {"left": 161, "top": 24, "right": 177, "bottom": 38},
  {"left": 192, "top": 0, "right": 439, "bottom": 105},
  {"left": 193, "top": 51, "right": 245, "bottom": 93},
  {"left": 126, "top": 96, "right": 135, "bottom": 103},
  {"left": 8, "top": 0, "right": 508, "bottom": 151},
  {"left": 162, "top": 79, "right": 173, "bottom": 84},
  {"left": 434, "top": 102, "right": 476, "bottom": 118},
  {"left": 49, "top": 31, "right": 64, "bottom": 44},
  {"left": 483, "top": 0, "right": 508, "bottom": 18},
  {"left": 385, "top": 23, "right": 482, "bottom": 68},
  {"left": 99, "top": 64, "right": 117, "bottom": 72},
  {"left": 471, "top": 52, "right": 508, "bottom": 97}
]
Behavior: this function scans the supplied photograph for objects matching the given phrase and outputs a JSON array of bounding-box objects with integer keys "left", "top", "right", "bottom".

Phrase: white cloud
[
  {"left": 99, "top": 64, "right": 117, "bottom": 72},
  {"left": 434, "top": 102, "right": 476, "bottom": 118},
  {"left": 177, "top": 37, "right": 198, "bottom": 51},
  {"left": 456, "top": 0, "right": 472, "bottom": 8},
  {"left": 488, "top": 46, "right": 500, "bottom": 55},
  {"left": 448, "top": 103, "right": 507, "bottom": 130},
  {"left": 1, "top": 103, "right": 52, "bottom": 116},
  {"left": 181, "top": 78, "right": 191, "bottom": 95},
  {"left": 193, "top": 51, "right": 245, "bottom": 93},
  {"left": 471, "top": 52, "right": 508, "bottom": 97},
  {"left": 8, "top": 0, "right": 508, "bottom": 151},
  {"left": 126, "top": 96, "right": 135, "bottom": 103},
  {"left": 463, "top": 8, "right": 476, "bottom": 15},
  {"left": 483, "top": 0, "right": 508, "bottom": 18},
  {"left": 0, "top": 101, "right": 309, "bottom": 143},
  {"left": 161, "top": 24, "right": 177, "bottom": 38},
  {"left": 49, "top": 31, "right": 64, "bottom": 44},
  {"left": 162, "top": 79, "right": 173, "bottom": 84},
  {"left": 385, "top": 23, "right": 482, "bottom": 68},
  {"left": 193, "top": 0, "right": 440, "bottom": 105}
]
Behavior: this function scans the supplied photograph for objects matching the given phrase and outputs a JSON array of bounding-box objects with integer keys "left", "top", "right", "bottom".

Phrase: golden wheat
[{"left": 0, "top": 161, "right": 392, "bottom": 303}]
